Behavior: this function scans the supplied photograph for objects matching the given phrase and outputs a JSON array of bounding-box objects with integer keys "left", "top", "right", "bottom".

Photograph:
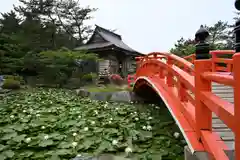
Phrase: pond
[{"left": 0, "top": 88, "right": 185, "bottom": 160}]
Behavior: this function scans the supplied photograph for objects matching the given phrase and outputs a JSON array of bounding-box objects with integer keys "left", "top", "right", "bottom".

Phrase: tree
[
  {"left": 0, "top": 10, "right": 21, "bottom": 34},
  {"left": 22, "top": 48, "right": 99, "bottom": 86},
  {"left": 204, "top": 21, "right": 230, "bottom": 50},
  {"left": 55, "top": 0, "right": 97, "bottom": 45},
  {"left": 225, "top": 11, "right": 240, "bottom": 50},
  {"left": 14, "top": 0, "right": 97, "bottom": 47},
  {"left": 170, "top": 37, "right": 196, "bottom": 57},
  {"left": 0, "top": 0, "right": 99, "bottom": 87},
  {"left": 170, "top": 21, "right": 232, "bottom": 57}
]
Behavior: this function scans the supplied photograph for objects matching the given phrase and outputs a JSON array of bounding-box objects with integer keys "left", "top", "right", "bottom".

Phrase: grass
[
  {"left": 85, "top": 84, "right": 132, "bottom": 92},
  {"left": 0, "top": 88, "right": 185, "bottom": 160}
]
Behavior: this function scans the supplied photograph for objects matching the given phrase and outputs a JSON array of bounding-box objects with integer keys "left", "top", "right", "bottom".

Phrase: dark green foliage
[
  {"left": 2, "top": 79, "right": 21, "bottom": 89},
  {"left": 170, "top": 18, "right": 238, "bottom": 57},
  {"left": 0, "top": 88, "right": 185, "bottom": 159},
  {"left": 170, "top": 38, "right": 195, "bottom": 57},
  {"left": 0, "top": 0, "right": 98, "bottom": 86},
  {"left": 82, "top": 73, "right": 98, "bottom": 82},
  {"left": 3, "top": 75, "right": 25, "bottom": 85},
  {"left": 23, "top": 49, "right": 98, "bottom": 86}
]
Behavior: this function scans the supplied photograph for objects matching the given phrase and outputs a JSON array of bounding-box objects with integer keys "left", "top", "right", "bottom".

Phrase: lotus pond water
[{"left": 0, "top": 88, "right": 185, "bottom": 160}]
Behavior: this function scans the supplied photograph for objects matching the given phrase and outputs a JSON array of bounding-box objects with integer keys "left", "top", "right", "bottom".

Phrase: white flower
[
  {"left": 73, "top": 133, "right": 77, "bottom": 137},
  {"left": 110, "top": 118, "right": 113, "bottom": 121},
  {"left": 135, "top": 117, "right": 139, "bottom": 121},
  {"left": 116, "top": 107, "right": 119, "bottom": 110},
  {"left": 112, "top": 140, "right": 118, "bottom": 145},
  {"left": 44, "top": 135, "right": 49, "bottom": 140},
  {"left": 41, "top": 126, "right": 45, "bottom": 129},
  {"left": 72, "top": 142, "right": 78, "bottom": 147},
  {"left": 94, "top": 110, "right": 98, "bottom": 115},
  {"left": 147, "top": 125, "right": 152, "bottom": 131},
  {"left": 84, "top": 127, "right": 89, "bottom": 131},
  {"left": 25, "top": 137, "right": 31, "bottom": 143},
  {"left": 36, "top": 114, "right": 40, "bottom": 117},
  {"left": 134, "top": 112, "right": 137, "bottom": 114},
  {"left": 148, "top": 117, "right": 153, "bottom": 120},
  {"left": 91, "top": 121, "right": 95, "bottom": 125},
  {"left": 78, "top": 115, "right": 81, "bottom": 118},
  {"left": 108, "top": 121, "right": 112, "bottom": 124},
  {"left": 174, "top": 132, "right": 180, "bottom": 139},
  {"left": 142, "top": 126, "right": 146, "bottom": 130},
  {"left": 155, "top": 106, "right": 160, "bottom": 109},
  {"left": 181, "top": 140, "right": 186, "bottom": 144},
  {"left": 125, "top": 147, "right": 132, "bottom": 153},
  {"left": 76, "top": 154, "right": 82, "bottom": 157},
  {"left": 23, "top": 110, "right": 27, "bottom": 113},
  {"left": 10, "top": 115, "right": 14, "bottom": 119},
  {"left": 130, "top": 101, "right": 134, "bottom": 104},
  {"left": 104, "top": 104, "right": 108, "bottom": 108}
]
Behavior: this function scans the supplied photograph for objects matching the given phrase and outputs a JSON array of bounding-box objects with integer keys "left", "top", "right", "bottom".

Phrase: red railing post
[
  {"left": 233, "top": 53, "right": 240, "bottom": 160},
  {"left": 167, "top": 57, "right": 174, "bottom": 87},
  {"left": 178, "top": 82, "right": 187, "bottom": 102},
  {"left": 211, "top": 52, "right": 216, "bottom": 72},
  {"left": 227, "top": 63, "right": 232, "bottom": 72},
  {"left": 194, "top": 60, "right": 212, "bottom": 140}
]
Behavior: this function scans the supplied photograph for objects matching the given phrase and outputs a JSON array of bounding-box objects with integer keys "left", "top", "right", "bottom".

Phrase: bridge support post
[{"left": 194, "top": 60, "right": 212, "bottom": 140}]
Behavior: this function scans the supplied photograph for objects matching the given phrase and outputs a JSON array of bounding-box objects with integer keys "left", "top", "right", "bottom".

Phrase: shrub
[
  {"left": 2, "top": 79, "right": 21, "bottom": 89},
  {"left": 82, "top": 73, "right": 98, "bottom": 82},
  {"left": 109, "top": 74, "right": 124, "bottom": 86},
  {"left": 3, "top": 75, "right": 25, "bottom": 85}
]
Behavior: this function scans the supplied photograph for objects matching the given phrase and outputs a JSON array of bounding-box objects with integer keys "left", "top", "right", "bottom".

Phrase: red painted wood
[{"left": 133, "top": 51, "right": 240, "bottom": 160}]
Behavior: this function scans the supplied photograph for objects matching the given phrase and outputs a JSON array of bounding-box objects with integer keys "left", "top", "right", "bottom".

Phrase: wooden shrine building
[{"left": 74, "top": 25, "right": 143, "bottom": 77}]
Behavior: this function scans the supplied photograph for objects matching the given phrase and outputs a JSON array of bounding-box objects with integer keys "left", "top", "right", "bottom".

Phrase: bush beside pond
[{"left": 2, "top": 79, "right": 21, "bottom": 90}]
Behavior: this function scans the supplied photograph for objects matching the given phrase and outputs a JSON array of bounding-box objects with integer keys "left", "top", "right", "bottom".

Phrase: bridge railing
[
  {"left": 135, "top": 52, "right": 240, "bottom": 159},
  {"left": 184, "top": 50, "right": 234, "bottom": 72},
  {"left": 195, "top": 53, "right": 240, "bottom": 160},
  {"left": 210, "top": 50, "right": 234, "bottom": 72},
  {"left": 136, "top": 52, "right": 195, "bottom": 76},
  {"left": 135, "top": 52, "right": 196, "bottom": 128},
  {"left": 184, "top": 54, "right": 196, "bottom": 64}
]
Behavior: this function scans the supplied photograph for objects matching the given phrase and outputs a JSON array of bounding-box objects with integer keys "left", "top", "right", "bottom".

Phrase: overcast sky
[{"left": 0, "top": 0, "right": 237, "bottom": 53}]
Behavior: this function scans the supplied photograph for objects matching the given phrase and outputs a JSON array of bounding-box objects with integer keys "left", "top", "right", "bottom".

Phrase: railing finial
[
  {"left": 235, "top": 0, "right": 240, "bottom": 53},
  {"left": 195, "top": 25, "right": 210, "bottom": 59},
  {"left": 235, "top": 0, "right": 240, "bottom": 11}
]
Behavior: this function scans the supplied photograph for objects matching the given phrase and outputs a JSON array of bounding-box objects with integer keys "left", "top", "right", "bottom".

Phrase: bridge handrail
[
  {"left": 201, "top": 72, "right": 234, "bottom": 86},
  {"left": 210, "top": 50, "right": 234, "bottom": 72},
  {"left": 137, "top": 52, "right": 195, "bottom": 75},
  {"left": 183, "top": 50, "right": 234, "bottom": 72},
  {"left": 195, "top": 53, "right": 240, "bottom": 159},
  {"left": 135, "top": 52, "right": 240, "bottom": 159},
  {"left": 184, "top": 54, "right": 196, "bottom": 64}
]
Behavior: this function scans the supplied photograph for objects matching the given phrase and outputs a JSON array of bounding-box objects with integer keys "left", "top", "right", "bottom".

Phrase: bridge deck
[{"left": 212, "top": 82, "right": 235, "bottom": 157}]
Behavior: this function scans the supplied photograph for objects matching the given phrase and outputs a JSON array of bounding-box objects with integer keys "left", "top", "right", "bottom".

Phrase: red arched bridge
[{"left": 128, "top": 50, "right": 239, "bottom": 160}]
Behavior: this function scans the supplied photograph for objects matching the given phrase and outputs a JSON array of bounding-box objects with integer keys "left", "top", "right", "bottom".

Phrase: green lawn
[
  {"left": 0, "top": 88, "right": 185, "bottom": 160},
  {"left": 85, "top": 84, "right": 132, "bottom": 92}
]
